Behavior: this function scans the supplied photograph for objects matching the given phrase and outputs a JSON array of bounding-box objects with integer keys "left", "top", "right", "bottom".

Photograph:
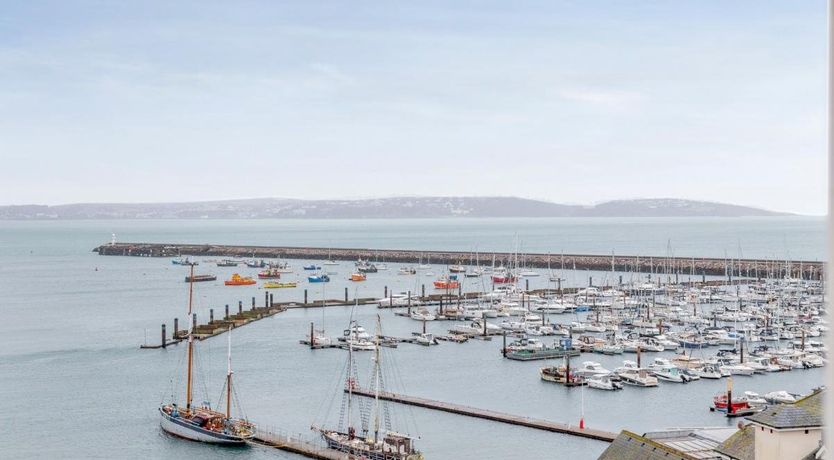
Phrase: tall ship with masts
[
  {"left": 312, "top": 315, "right": 424, "bottom": 460},
  {"left": 158, "top": 266, "right": 255, "bottom": 445}
]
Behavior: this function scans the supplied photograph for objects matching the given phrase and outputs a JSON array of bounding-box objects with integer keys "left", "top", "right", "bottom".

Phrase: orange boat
[
  {"left": 434, "top": 280, "right": 460, "bottom": 289},
  {"left": 433, "top": 276, "right": 460, "bottom": 290},
  {"left": 225, "top": 273, "right": 257, "bottom": 286},
  {"left": 350, "top": 273, "right": 367, "bottom": 282}
]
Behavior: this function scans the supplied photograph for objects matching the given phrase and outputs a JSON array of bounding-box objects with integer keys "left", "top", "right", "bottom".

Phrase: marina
[{"left": 2, "top": 218, "right": 826, "bottom": 460}]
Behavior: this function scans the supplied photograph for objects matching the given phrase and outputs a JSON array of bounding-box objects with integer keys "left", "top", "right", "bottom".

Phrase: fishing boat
[
  {"left": 172, "top": 257, "right": 198, "bottom": 266},
  {"left": 449, "top": 264, "right": 466, "bottom": 273},
  {"left": 433, "top": 275, "right": 460, "bottom": 290},
  {"left": 159, "top": 267, "right": 255, "bottom": 445},
  {"left": 245, "top": 259, "right": 266, "bottom": 268},
  {"left": 313, "top": 316, "right": 423, "bottom": 460},
  {"left": 357, "top": 263, "right": 378, "bottom": 273},
  {"left": 308, "top": 274, "right": 330, "bottom": 283},
  {"left": 398, "top": 267, "right": 417, "bottom": 275},
  {"left": 263, "top": 281, "right": 297, "bottom": 289},
  {"left": 539, "top": 365, "right": 586, "bottom": 386},
  {"left": 491, "top": 270, "right": 517, "bottom": 284},
  {"left": 350, "top": 273, "right": 367, "bottom": 282},
  {"left": 303, "top": 264, "right": 321, "bottom": 271},
  {"left": 224, "top": 274, "right": 256, "bottom": 286},
  {"left": 257, "top": 269, "right": 282, "bottom": 279},
  {"left": 184, "top": 274, "right": 217, "bottom": 283},
  {"left": 713, "top": 394, "right": 751, "bottom": 413},
  {"left": 217, "top": 259, "right": 240, "bottom": 267}
]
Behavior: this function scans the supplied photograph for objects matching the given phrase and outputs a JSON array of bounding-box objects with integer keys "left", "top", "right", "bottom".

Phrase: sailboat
[
  {"left": 159, "top": 266, "right": 255, "bottom": 445},
  {"left": 324, "top": 248, "right": 339, "bottom": 266},
  {"left": 313, "top": 316, "right": 423, "bottom": 460}
]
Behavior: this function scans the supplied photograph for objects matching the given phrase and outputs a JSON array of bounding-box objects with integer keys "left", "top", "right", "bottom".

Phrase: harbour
[{"left": 1, "top": 217, "right": 826, "bottom": 460}]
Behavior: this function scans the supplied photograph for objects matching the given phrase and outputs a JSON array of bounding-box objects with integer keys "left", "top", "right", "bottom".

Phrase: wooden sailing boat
[
  {"left": 159, "top": 265, "right": 255, "bottom": 445},
  {"left": 312, "top": 315, "right": 423, "bottom": 460}
]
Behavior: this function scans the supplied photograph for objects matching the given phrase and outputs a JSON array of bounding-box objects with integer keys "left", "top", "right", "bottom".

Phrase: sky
[{"left": 0, "top": 1, "right": 827, "bottom": 214}]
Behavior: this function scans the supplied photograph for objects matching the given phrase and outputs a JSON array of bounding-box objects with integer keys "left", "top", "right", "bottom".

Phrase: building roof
[
  {"left": 597, "top": 430, "right": 697, "bottom": 460},
  {"left": 714, "top": 425, "right": 755, "bottom": 460},
  {"left": 746, "top": 390, "right": 824, "bottom": 430},
  {"left": 645, "top": 428, "right": 737, "bottom": 460}
]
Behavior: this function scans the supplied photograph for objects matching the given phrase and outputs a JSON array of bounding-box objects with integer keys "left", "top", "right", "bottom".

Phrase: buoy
[{"left": 579, "top": 417, "right": 585, "bottom": 429}]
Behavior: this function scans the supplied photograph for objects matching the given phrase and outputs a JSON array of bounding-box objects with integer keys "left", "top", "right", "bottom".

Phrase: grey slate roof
[
  {"left": 746, "top": 390, "right": 824, "bottom": 430},
  {"left": 714, "top": 425, "right": 755, "bottom": 460}
]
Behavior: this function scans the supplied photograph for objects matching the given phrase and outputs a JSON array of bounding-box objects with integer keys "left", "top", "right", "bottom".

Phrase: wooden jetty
[
  {"left": 94, "top": 242, "right": 824, "bottom": 278},
  {"left": 141, "top": 293, "right": 286, "bottom": 349},
  {"left": 252, "top": 427, "right": 348, "bottom": 459},
  {"left": 348, "top": 388, "right": 617, "bottom": 442}
]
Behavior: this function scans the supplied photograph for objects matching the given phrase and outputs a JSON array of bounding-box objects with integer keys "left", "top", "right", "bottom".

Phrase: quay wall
[{"left": 94, "top": 242, "right": 824, "bottom": 279}]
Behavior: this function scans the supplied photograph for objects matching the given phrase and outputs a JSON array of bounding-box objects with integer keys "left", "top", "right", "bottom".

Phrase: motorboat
[
  {"left": 414, "top": 333, "right": 438, "bottom": 346},
  {"left": 350, "top": 273, "right": 367, "bottom": 282},
  {"left": 575, "top": 361, "right": 612, "bottom": 378},
  {"left": 692, "top": 364, "right": 723, "bottom": 379},
  {"left": 539, "top": 365, "right": 586, "bottom": 386},
  {"left": 587, "top": 374, "right": 623, "bottom": 391},
  {"left": 764, "top": 390, "right": 797, "bottom": 404},
  {"left": 433, "top": 275, "right": 460, "bottom": 290},
  {"left": 308, "top": 274, "right": 330, "bottom": 283},
  {"left": 720, "top": 363, "right": 756, "bottom": 376},
  {"left": 303, "top": 264, "right": 322, "bottom": 271},
  {"left": 398, "top": 267, "right": 417, "bottom": 275},
  {"left": 410, "top": 308, "right": 436, "bottom": 321},
  {"left": 615, "top": 361, "right": 658, "bottom": 387},
  {"left": 648, "top": 358, "right": 690, "bottom": 383}
]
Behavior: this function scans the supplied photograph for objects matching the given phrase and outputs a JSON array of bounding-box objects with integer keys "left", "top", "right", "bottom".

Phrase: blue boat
[
  {"left": 308, "top": 274, "right": 330, "bottom": 283},
  {"left": 303, "top": 264, "right": 321, "bottom": 270}
]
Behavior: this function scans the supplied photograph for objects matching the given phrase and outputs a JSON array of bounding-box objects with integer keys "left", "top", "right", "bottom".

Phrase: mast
[
  {"left": 226, "top": 326, "right": 233, "bottom": 418},
  {"left": 373, "top": 315, "right": 381, "bottom": 444},
  {"left": 186, "top": 264, "right": 195, "bottom": 410}
]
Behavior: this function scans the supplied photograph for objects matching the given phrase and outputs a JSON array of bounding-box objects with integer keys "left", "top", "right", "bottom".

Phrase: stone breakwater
[{"left": 94, "top": 242, "right": 823, "bottom": 279}]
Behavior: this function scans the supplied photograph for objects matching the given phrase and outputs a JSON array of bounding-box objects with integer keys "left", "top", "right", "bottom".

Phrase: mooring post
[
  {"left": 702, "top": 271, "right": 706, "bottom": 283},
  {"left": 384, "top": 286, "right": 388, "bottom": 298},
  {"left": 265, "top": 292, "right": 269, "bottom": 309},
  {"left": 225, "top": 304, "right": 229, "bottom": 319},
  {"left": 502, "top": 332, "right": 507, "bottom": 357},
  {"left": 192, "top": 313, "right": 197, "bottom": 332},
  {"left": 389, "top": 290, "right": 393, "bottom": 308},
  {"left": 588, "top": 276, "right": 592, "bottom": 287},
  {"left": 210, "top": 309, "right": 214, "bottom": 324},
  {"left": 483, "top": 317, "right": 487, "bottom": 336},
  {"left": 344, "top": 287, "right": 348, "bottom": 303},
  {"left": 251, "top": 296, "right": 256, "bottom": 310},
  {"left": 269, "top": 293, "right": 274, "bottom": 308},
  {"left": 161, "top": 324, "right": 166, "bottom": 348},
  {"left": 238, "top": 301, "right": 243, "bottom": 315},
  {"left": 304, "top": 289, "right": 308, "bottom": 304},
  {"left": 439, "top": 296, "right": 443, "bottom": 315},
  {"left": 525, "top": 279, "right": 529, "bottom": 291},
  {"left": 407, "top": 290, "right": 412, "bottom": 315},
  {"left": 310, "top": 322, "right": 315, "bottom": 349},
  {"left": 421, "top": 284, "right": 425, "bottom": 298},
  {"left": 173, "top": 318, "right": 179, "bottom": 338},
  {"left": 423, "top": 318, "right": 427, "bottom": 334}
]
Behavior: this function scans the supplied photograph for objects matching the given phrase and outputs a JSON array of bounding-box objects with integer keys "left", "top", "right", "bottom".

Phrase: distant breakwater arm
[{"left": 93, "top": 242, "right": 823, "bottom": 279}]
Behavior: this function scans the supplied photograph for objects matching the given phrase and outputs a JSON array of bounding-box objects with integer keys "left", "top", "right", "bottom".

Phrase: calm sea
[{"left": 0, "top": 217, "right": 825, "bottom": 459}]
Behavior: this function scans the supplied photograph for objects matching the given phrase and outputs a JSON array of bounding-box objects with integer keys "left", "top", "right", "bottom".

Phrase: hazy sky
[{"left": 0, "top": 1, "right": 826, "bottom": 214}]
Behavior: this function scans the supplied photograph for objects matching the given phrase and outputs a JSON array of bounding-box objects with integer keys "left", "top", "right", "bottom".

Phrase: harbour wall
[{"left": 94, "top": 242, "right": 823, "bottom": 279}]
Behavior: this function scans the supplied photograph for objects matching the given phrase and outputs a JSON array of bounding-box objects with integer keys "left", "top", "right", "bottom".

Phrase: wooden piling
[{"left": 161, "top": 324, "right": 166, "bottom": 348}]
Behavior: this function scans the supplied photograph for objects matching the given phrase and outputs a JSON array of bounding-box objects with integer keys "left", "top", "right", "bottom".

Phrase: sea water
[{"left": 0, "top": 217, "right": 824, "bottom": 459}]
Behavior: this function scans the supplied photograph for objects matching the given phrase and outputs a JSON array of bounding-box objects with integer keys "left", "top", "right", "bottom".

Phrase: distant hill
[{"left": 0, "top": 197, "right": 791, "bottom": 219}]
